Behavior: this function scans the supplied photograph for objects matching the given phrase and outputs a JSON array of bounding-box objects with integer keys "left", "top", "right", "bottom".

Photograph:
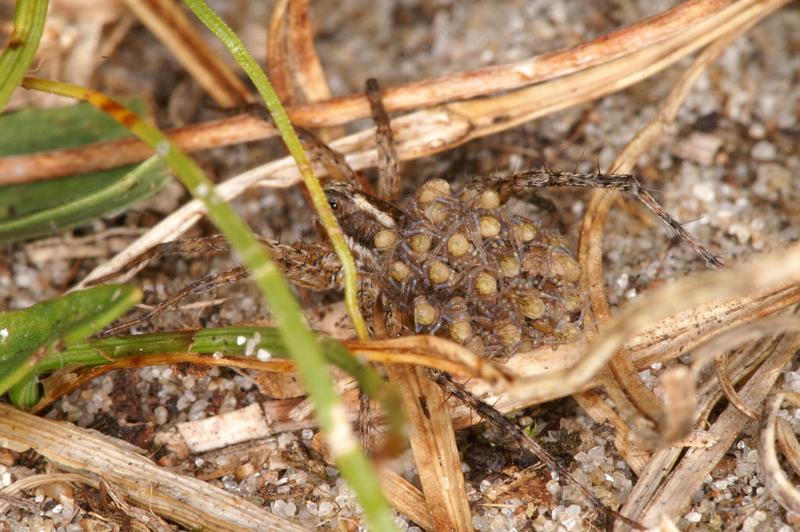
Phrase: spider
[
  {"left": 92, "top": 79, "right": 718, "bottom": 529},
  {"left": 99, "top": 78, "right": 720, "bottom": 357}
]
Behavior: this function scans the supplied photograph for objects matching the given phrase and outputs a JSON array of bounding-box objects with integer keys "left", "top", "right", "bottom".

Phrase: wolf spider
[
  {"left": 100, "top": 79, "right": 719, "bottom": 352},
  {"left": 95, "top": 79, "right": 720, "bottom": 529}
]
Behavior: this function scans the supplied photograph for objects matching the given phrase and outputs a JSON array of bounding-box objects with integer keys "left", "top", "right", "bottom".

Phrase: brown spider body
[{"left": 326, "top": 178, "right": 584, "bottom": 357}]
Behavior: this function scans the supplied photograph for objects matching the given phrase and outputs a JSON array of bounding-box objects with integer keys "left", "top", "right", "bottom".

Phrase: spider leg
[
  {"left": 99, "top": 238, "right": 343, "bottom": 336},
  {"left": 476, "top": 168, "right": 722, "bottom": 268},
  {"left": 101, "top": 265, "right": 248, "bottom": 336},
  {"left": 366, "top": 78, "right": 400, "bottom": 201},
  {"left": 427, "top": 368, "right": 644, "bottom": 529},
  {"left": 88, "top": 235, "right": 233, "bottom": 286}
]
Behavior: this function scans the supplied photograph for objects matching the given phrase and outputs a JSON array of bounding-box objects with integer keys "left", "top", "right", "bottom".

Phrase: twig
[
  {"left": 0, "top": 0, "right": 745, "bottom": 185},
  {"left": 0, "top": 403, "right": 305, "bottom": 530}
]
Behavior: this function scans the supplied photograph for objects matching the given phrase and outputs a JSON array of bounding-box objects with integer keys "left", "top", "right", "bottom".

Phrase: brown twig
[
  {"left": 266, "top": 0, "right": 294, "bottom": 105},
  {"left": 2, "top": 0, "right": 741, "bottom": 185},
  {"left": 758, "top": 392, "right": 800, "bottom": 513},
  {"left": 386, "top": 365, "right": 473, "bottom": 531},
  {"left": 0, "top": 403, "right": 305, "bottom": 531}
]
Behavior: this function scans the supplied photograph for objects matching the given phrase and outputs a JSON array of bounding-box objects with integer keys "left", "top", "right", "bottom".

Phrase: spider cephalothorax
[{"left": 325, "top": 178, "right": 584, "bottom": 357}]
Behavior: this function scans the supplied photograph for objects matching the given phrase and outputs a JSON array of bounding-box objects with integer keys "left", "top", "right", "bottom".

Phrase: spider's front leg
[
  {"left": 100, "top": 237, "right": 343, "bottom": 336},
  {"left": 475, "top": 168, "right": 723, "bottom": 268}
]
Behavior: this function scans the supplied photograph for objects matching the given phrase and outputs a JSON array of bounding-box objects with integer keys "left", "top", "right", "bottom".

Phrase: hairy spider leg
[{"left": 473, "top": 169, "right": 722, "bottom": 268}]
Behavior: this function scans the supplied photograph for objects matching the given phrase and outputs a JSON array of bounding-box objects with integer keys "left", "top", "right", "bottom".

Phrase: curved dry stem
[
  {"left": 510, "top": 242, "right": 800, "bottom": 402},
  {"left": 32, "top": 335, "right": 510, "bottom": 413},
  {"left": 627, "top": 332, "right": 800, "bottom": 527},
  {"left": 629, "top": 366, "right": 697, "bottom": 451},
  {"left": 266, "top": 0, "right": 293, "bottom": 105},
  {"left": 715, "top": 351, "right": 758, "bottom": 420},
  {"left": 348, "top": 335, "right": 516, "bottom": 386},
  {"left": 776, "top": 417, "right": 800, "bottom": 480},
  {"left": 687, "top": 315, "right": 800, "bottom": 419},
  {"left": 574, "top": 3, "right": 779, "bottom": 452},
  {"left": 758, "top": 392, "right": 800, "bottom": 514}
]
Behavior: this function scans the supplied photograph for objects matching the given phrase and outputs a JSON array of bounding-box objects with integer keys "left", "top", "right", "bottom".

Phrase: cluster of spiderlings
[{"left": 370, "top": 178, "right": 585, "bottom": 357}]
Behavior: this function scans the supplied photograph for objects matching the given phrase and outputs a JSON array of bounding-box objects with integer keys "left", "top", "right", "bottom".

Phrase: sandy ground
[{"left": 2, "top": 1, "right": 800, "bottom": 530}]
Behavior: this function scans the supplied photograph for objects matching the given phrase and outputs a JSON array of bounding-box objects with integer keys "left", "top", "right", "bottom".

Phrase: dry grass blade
[
  {"left": 715, "top": 351, "right": 759, "bottom": 420},
  {"left": 510, "top": 242, "right": 800, "bottom": 402},
  {"left": 283, "top": 0, "right": 345, "bottom": 142},
  {"left": 0, "top": 0, "right": 749, "bottom": 185},
  {"left": 99, "top": 476, "right": 174, "bottom": 532},
  {"left": 0, "top": 403, "right": 305, "bottom": 531},
  {"left": 631, "top": 333, "right": 800, "bottom": 526},
  {"left": 573, "top": 0, "right": 781, "bottom": 465},
  {"left": 0, "top": 473, "right": 92, "bottom": 515},
  {"left": 266, "top": 0, "right": 293, "bottom": 105},
  {"left": 348, "top": 335, "right": 515, "bottom": 386},
  {"left": 629, "top": 366, "right": 697, "bottom": 451},
  {"left": 448, "top": 282, "right": 800, "bottom": 430},
  {"left": 285, "top": 0, "right": 335, "bottom": 106},
  {"left": 378, "top": 470, "right": 433, "bottom": 530},
  {"left": 758, "top": 393, "right": 800, "bottom": 514},
  {"left": 687, "top": 315, "right": 800, "bottom": 419},
  {"left": 776, "top": 417, "right": 800, "bottom": 479},
  {"left": 385, "top": 364, "right": 473, "bottom": 531},
  {"left": 122, "top": 0, "right": 250, "bottom": 108},
  {"left": 616, "top": 331, "right": 790, "bottom": 528},
  {"left": 31, "top": 339, "right": 506, "bottom": 414},
  {"left": 626, "top": 285, "right": 800, "bottom": 368},
  {"left": 291, "top": 0, "right": 736, "bottom": 126}
]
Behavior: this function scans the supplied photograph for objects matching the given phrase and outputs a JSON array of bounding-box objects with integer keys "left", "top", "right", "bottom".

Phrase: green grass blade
[
  {"left": 0, "top": 157, "right": 169, "bottom": 242},
  {"left": 0, "top": 284, "right": 140, "bottom": 401},
  {"left": 182, "top": 0, "right": 369, "bottom": 341},
  {"left": 22, "top": 77, "right": 397, "bottom": 531},
  {"left": 0, "top": 0, "right": 49, "bottom": 111}
]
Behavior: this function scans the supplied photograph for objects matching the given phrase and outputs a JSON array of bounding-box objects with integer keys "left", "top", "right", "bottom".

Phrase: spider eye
[{"left": 329, "top": 199, "right": 339, "bottom": 210}]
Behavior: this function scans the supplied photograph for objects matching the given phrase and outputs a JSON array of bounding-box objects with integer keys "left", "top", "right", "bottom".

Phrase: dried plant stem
[
  {"left": 510, "top": 242, "right": 800, "bottom": 402},
  {"left": 0, "top": 0, "right": 752, "bottom": 185},
  {"left": 759, "top": 392, "right": 800, "bottom": 513},
  {"left": 629, "top": 332, "right": 800, "bottom": 527},
  {"left": 385, "top": 365, "right": 473, "bottom": 531},
  {"left": 0, "top": 403, "right": 305, "bottom": 530}
]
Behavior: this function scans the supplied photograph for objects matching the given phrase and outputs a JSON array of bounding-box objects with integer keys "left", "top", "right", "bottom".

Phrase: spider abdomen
[{"left": 375, "top": 179, "right": 585, "bottom": 357}]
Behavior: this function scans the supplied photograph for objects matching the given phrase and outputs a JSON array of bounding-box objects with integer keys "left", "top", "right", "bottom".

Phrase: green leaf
[
  {"left": 0, "top": 284, "right": 140, "bottom": 401},
  {"left": 0, "top": 100, "right": 170, "bottom": 243},
  {"left": 0, "top": 0, "right": 49, "bottom": 111}
]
